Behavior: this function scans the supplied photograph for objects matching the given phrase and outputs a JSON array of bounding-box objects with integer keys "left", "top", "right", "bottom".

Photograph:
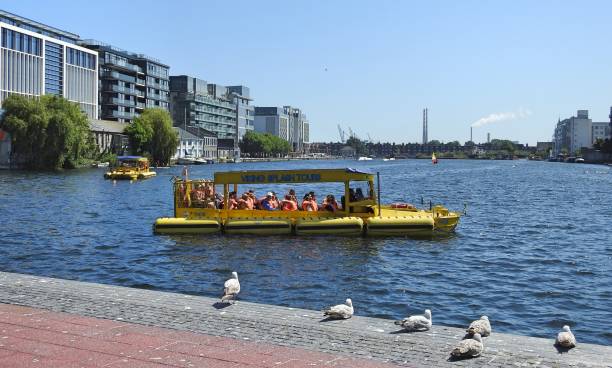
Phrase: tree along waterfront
[
  {"left": 123, "top": 108, "right": 178, "bottom": 166},
  {"left": 239, "top": 131, "right": 291, "bottom": 157},
  {"left": 0, "top": 94, "right": 96, "bottom": 170}
]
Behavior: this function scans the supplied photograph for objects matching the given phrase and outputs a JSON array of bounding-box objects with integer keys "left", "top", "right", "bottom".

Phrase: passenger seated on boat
[
  {"left": 191, "top": 184, "right": 207, "bottom": 207},
  {"left": 302, "top": 194, "right": 318, "bottom": 211},
  {"left": 203, "top": 182, "right": 214, "bottom": 199},
  {"left": 237, "top": 194, "right": 252, "bottom": 210},
  {"left": 309, "top": 191, "right": 317, "bottom": 203},
  {"left": 288, "top": 189, "right": 297, "bottom": 202},
  {"left": 281, "top": 195, "right": 298, "bottom": 211},
  {"left": 270, "top": 192, "right": 280, "bottom": 209},
  {"left": 214, "top": 193, "right": 224, "bottom": 209},
  {"left": 260, "top": 192, "right": 278, "bottom": 211},
  {"left": 354, "top": 188, "right": 365, "bottom": 201},
  {"left": 321, "top": 194, "right": 339, "bottom": 212},
  {"left": 349, "top": 188, "right": 356, "bottom": 201},
  {"left": 226, "top": 191, "right": 239, "bottom": 210},
  {"left": 247, "top": 190, "right": 258, "bottom": 209}
]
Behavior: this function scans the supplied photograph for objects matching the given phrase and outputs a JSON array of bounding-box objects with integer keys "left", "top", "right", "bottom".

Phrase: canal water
[{"left": 0, "top": 159, "right": 610, "bottom": 345}]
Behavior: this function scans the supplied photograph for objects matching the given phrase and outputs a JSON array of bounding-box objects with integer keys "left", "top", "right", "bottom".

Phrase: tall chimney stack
[{"left": 422, "top": 108, "right": 428, "bottom": 144}]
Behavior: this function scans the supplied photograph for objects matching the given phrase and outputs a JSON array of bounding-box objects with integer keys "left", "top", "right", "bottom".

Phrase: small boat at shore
[
  {"left": 177, "top": 156, "right": 211, "bottom": 165},
  {"left": 154, "top": 168, "right": 460, "bottom": 237},
  {"left": 357, "top": 156, "right": 373, "bottom": 161},
  {"left": 104, "top": 156, "right": 156, "bottom": 180}
]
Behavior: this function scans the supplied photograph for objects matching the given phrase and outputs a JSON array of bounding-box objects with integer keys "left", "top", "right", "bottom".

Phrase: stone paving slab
[
  {"left": 0, "top": 271, "right": 610, "bottom": 367},
  {"left": 0, "top": 304, "right": 398, "bottom": 368}
]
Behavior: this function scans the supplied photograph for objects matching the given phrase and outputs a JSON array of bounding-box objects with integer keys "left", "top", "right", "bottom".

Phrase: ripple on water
[{"left": 0, "top": 160, "right": 611, "bottom": 345}]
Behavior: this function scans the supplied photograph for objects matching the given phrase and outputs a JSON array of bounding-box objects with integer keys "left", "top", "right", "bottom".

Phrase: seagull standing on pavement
[
  {"left": 555, "top": 325, "right": 576, "bottom": 349},
  {"left": 221, "top": 271, "right": 240, "bottom": 304}
]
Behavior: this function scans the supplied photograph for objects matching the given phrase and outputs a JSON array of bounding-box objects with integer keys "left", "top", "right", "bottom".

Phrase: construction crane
[
  {"left": 337, "top": 124, "right": 346, "bottom": 143},
  {"left": 348, "top": 127, "right": 357, "bottom": 140}
]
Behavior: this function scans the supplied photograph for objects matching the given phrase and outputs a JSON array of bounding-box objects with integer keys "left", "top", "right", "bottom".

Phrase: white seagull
[
  {"left": 555, "top": 325, "right": 576, "bottom": 349},
  {"left": 221, "top": 271, "right": 240, "bottom": 304},
  {"left": 394, "top": 309, "right": 432, "bottom": 331},
  {"left": 466, "top": 315, "right": 491, "bottom": 337},
  {"left": 450, "top": 333, "right": 484, "bottom": 359},
  {"left": 323, "top": 298, "right": 353, "bottom": 319}
]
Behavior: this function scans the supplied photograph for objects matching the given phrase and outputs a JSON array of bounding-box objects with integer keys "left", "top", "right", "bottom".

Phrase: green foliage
[
  {"left": 124, "top": 108, "right": 178, "bottom": 165},
  {"left": 239, "top": 131, "right": 291, "bottom": 157},
  {"left": 0, "top": 94, "right": 95, "bottom": 170}
]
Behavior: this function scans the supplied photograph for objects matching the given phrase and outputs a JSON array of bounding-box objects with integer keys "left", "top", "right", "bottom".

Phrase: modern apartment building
[
  {"left": 254, "top": 106, "right": 289, "bottom": 140},
  {"left": 169, "top": 75, "right": 237, "bottom": 140},
  {"left": 0, "top": 10, "right": 98, "bottom": 118},
  {"left": 285, "top": 105, "right": 310, "bottom": 152},
  {"left": 78, "top": 39, "right": 169, "bottom": 123},
  {"left": 226, "top": 85, "right": 254, "bottom": 140},
  {"left": 553, "top": 109, "right": 610, "bottom": 155},
  {"left": 592, "top": 121, "right": 610, "bottom": 143},
  {"left": 254, "top": 105, "right": 310, "bottom": 152}
]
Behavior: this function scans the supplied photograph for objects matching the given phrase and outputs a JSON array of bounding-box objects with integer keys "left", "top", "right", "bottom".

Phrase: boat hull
[
  {"left": 154, "top": 217, "right": 220, "bottom": 234},
  {"left": 153, "top": 209, "right": 459, "bottom": 237},
  {"left": 295, "top": 217, "right": 363, "bottom": 235},
  {"left": 224, "top": 218, "right": 292, "bottom": 235},
  {"left": 104, "top": 171, "right": 157, "bottom": 180}
]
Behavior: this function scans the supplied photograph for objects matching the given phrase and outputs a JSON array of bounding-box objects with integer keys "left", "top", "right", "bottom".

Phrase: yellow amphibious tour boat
[
  {"left": 154, "top": 168, "right": 460, "bottom": 236},
  {"left": 104, "top": 156, "right": 157, "bottom": 180}
]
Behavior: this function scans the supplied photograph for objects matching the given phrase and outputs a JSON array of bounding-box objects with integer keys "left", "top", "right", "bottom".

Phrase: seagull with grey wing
[
  {"left": 394, "top": 309, "right": 432, "bottom": 331},
  {"left": 555, "top": 325, "right": 576, "bottom": 349},
  {"left": 322, "top": 298, "right": 353, "bottom": 319},
  {"left": 450, "top": 333, "right": 484, "bottom": 359},
  {"left": 466, "top": 315, "right": 491, "bottom": 337},
  {"left": 221, "top": 271, "right": 240, "bottom": 304}
]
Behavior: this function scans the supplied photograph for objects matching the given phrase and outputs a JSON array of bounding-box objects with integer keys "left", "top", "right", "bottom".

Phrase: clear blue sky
[{"left": 4, "top": 0, "right": 612, "bottom": 145}]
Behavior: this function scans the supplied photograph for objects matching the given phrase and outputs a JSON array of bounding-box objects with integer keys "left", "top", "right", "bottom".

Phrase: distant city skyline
[{"left": 4, "top": 0, "right": 612, "bottom": 145}]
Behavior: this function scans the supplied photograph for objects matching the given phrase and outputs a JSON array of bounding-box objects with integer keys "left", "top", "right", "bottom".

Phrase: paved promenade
[{"left": 0, "top": 272, "right": 610, "bottom": 367}]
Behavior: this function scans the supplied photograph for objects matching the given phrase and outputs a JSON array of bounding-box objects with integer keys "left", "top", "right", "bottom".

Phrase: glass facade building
[
  {"left": 78, "top": 39, "right": 169, "bottom": 123},
  {"left": 226, "top": 85, "right": 254, "bottom": 140},
  {"left": 254, "top": 105, "right": 310, "bottom": 153},
  {"left": 169, "top": 75, "right": 237, "bottom": 140},
  {"left": 0, "top": 10, "right": 98, "bottom": 119}
]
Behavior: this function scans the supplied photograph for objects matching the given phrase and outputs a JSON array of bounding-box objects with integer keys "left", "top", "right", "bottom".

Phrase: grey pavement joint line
[{"left": 0, "top": 272, "right": 610, "bottom": 367}]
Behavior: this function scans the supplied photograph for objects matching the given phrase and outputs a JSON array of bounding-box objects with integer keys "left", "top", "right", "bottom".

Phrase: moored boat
[
  {"left": 153, "top": 168, "right": 460, "bottom": 237},
  {"left": 177, "top": 156, "right": 210, "bottom": 165},
  {"left": 104, "top": 156, "right": 156, "bottom": 180}
]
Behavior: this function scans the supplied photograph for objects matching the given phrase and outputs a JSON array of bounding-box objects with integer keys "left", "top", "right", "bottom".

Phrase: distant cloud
[{"left": 471, "top": 107, "right": 532, "bottom": 128}]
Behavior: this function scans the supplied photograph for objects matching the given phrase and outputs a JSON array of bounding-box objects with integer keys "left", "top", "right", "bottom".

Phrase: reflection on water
[{"left": 0, "top": 160, "right": 611, "bottom": 345}]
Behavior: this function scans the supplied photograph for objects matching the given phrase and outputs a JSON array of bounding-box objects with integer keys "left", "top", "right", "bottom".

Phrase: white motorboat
[{"left": 177, "top": 156, "right": 209, "bottom": 165}]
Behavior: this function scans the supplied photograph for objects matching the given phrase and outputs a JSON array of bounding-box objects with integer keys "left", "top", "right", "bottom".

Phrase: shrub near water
[{"left": 0, "top": 94, "right": 95, "bottom": 170}]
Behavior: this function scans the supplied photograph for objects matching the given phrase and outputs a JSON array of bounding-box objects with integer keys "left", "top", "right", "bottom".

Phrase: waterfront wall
[
  {"left": 583, "top": 149, "right": 612, "bottom": 163},
  {"left": 0, "top": 271, "right": 609, "bottom": 367}
]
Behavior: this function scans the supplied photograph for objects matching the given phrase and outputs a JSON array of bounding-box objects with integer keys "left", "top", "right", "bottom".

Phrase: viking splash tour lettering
[{"left": 240, "top": 173, "right": 322, "bottom": 183}]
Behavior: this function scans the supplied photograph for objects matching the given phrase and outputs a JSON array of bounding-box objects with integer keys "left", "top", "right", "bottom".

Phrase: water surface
[{"left": 0, "top": 159, "right": 610, "bottom": 345}]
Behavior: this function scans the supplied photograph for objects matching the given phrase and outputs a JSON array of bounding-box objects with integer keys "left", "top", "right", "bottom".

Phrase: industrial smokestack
[
  {"left": 487, "top": 132, "right": 491, "bottom": 143},
  {"left": 422, "top": 108, "right": 428, "bottom": 144},
  {"left": 470, "top": 127, "right": 473, "bottom": 143}
]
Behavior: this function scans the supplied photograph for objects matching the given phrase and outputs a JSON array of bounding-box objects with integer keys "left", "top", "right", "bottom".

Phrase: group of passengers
[
  {"left": 224, "top": 189, "right": 341, "bottom": 212},
  {"left": 186, "top": 183, "right": 368, "bottom": 212}
]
